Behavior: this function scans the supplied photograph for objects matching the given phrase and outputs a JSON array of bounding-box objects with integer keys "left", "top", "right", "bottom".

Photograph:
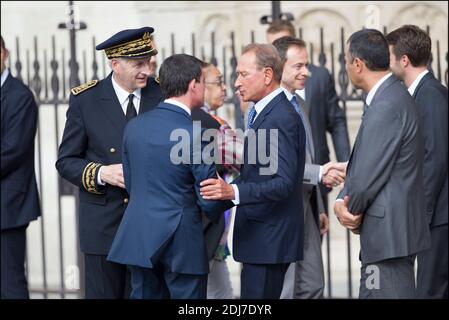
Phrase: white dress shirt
[
  {"left": 365, "top": 72, "right": 392, "bottom": 106},
  {"left": 407, "top": 69, "right": 429, "bottom": 96},
  {"left": 164, "top": 98, "right": 192, "bottom": 115},
  {"left": 295, "top": 88, "right": 306, "bottom": 101},
  {"left": 250, "top": 87, "right": 283, "bottom": 123},
  {"left": 1, "top": 68, "right": 10, "bottom": 87},
  {"left": 111, "top": 73, "right": 142, "bottom": 115}
]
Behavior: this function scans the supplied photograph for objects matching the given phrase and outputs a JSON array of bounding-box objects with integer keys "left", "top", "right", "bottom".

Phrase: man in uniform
[{"left": 56, "top": 27, "right": 162, "bottom": 299}]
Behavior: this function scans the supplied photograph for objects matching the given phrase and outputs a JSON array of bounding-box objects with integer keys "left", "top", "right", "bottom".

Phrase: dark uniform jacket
[{"left": 56, "top": 73, "right": 161, "bottom": 254}]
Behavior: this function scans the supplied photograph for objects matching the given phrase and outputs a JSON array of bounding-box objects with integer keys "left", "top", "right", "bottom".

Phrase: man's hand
[
  {"left": 319, "top": 213, "right": 329, "bottom": 235},
  {"left": 100, "top": 164, "right": 125, "bottom": 189},
  {"left": 200, "top": 174, "right": 235, "bottom": 200},
  {"left": 322, "top": 161, "right": 347, "bottom": 188},
  {"left": 333, "top": 196, "right": 363, "bottom": 230}
]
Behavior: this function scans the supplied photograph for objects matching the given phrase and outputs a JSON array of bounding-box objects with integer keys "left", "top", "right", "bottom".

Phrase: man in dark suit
[
  {"left": 200, "top": 43, "right": 306, "bottom": 299},
  {"left": 56, "top": 27, "right": 162, "bottom": 299},
  {"left": 266, "top": 20, "right": 351, "bottom": 210},
  {"left": 107, "top": 54, "right": 232, "bottom": 299},
  {"left": 1, "top": 35, "right": 41, "bottom": 299},
  {"left": 334, "top": 29, "right": 431, "bottom": 299},
  {"left": 387, "top": 25, "right": 448, "bottom": 299}
]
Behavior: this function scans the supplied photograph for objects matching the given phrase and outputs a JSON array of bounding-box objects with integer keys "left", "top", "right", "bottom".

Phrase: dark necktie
[
  {"left": 247, "top": 105, "right": 257, "bottom": 129},
  {"left": 126, "top": 94, "right": 137, "bottom": 121}
]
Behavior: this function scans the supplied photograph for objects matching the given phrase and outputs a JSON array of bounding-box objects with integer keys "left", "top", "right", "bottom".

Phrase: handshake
[{"left": 321, "top": 161, "right": 348, "bottom": 188}]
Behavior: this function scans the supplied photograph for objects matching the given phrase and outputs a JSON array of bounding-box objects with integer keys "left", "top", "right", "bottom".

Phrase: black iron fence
[{"left": 10, "top": 25, "right": 447, "bottom": 299}]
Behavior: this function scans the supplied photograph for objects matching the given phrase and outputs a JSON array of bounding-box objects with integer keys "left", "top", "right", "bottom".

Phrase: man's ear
[
  {"left": 401, "top": 54, "right": 410, "bottom": 68},
  {"left": 188, "top": 78, "right": 197, "bottom": 92},
  {"left": 264, "top": 67, "right": 274, "bottom": 85},
  {"left": 354, "top": 57, "right": 364, "bottom": 74},
  {"left": 110, "top": 59, "right": 120, "bottom": 73}
]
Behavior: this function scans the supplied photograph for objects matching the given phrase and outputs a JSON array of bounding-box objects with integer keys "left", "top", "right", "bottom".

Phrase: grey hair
[{"left": 242, "top": 43, "right": 283, "bottom": 83}]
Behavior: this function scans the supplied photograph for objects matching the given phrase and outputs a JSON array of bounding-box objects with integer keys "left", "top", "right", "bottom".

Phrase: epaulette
[{"left": 71, "top": 80, "right": 98, "bottom": 96}]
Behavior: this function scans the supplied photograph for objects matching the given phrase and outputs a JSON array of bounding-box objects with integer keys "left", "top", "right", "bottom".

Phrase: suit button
[
  {"left": 123, "top": 198, "right": 129, "bottom": 204},
  {"left": 110, "top": 148, "right": 116, "bottom": 153}
]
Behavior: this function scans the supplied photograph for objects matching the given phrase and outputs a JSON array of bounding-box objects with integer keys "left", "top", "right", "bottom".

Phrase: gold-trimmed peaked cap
[{"left": 95, "top": 26, "right": 157, "bottom": 59}]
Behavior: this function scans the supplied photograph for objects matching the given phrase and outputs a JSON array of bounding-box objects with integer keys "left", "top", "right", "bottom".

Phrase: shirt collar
[
  {"left": 280, "top": 86, "right": 294, "bottom": 101},
  {"left": 253, "top": 87, "right": 283, "bottom": 115},
  {"left": 408, "top": 69, "right": 429, "bottom": 96},
  {"left": 365, "top": 72, "right": 392, "bottom": 106},
  {"left": 1, "top": 68, "right": 10, "bottom": 87},
  {"left": 111, "top": 73, "right": 141, "bottom": 105},
  {"left": 164, "top": 98, "right": 191, "bottom": 116}
]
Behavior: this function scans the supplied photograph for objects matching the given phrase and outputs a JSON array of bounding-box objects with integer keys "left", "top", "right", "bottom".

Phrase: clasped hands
[
  {"left": 333, "top": 195, "right": 364, "bottom": 234},
  {"left": 321, "top": 161, "right": 347, "bottom": 188}
]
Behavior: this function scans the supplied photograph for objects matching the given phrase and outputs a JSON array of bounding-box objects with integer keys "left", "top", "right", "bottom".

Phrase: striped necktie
[{"left": 247, "top": 105, "right": 257, "bottom": 129}]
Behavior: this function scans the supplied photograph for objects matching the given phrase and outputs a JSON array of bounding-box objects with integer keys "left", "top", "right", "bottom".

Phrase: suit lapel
[
  {"left": 251, "top": 92, "right": 284, "bottom": 130},
  {"left": 347, "top": 75, "right": 398, "bottom": 172},
  {"left": 98, "top": 73, "right": 127, "bottom": 133},
  {"left": 1, "top": 73, "right": 12, "bottom": 103},
  {"left": 412, "top": 72, "right": 433, "bottom": 99},
  {"left": 1, "top": 74, "right": 13, "bottom": 123},
  {"left": 296, "top": 94, "right": 315, "bottom": 162},
  {"left": 369, "top": 74, "right": 398, "bottom": 106},
  {"left": 304, "top": 75, "right": 312, "bottom": 115}
]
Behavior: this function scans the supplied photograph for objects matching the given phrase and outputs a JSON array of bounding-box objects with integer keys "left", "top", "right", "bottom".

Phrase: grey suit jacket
[
  {"left": 338, "top": 75, "right": 431, "bottom": 264},
  {"left": 413, "top": 72, "right": 448, "bottom": 228},
  {"left": 296, "top": 95, "right": 325, "bottom": 219}
]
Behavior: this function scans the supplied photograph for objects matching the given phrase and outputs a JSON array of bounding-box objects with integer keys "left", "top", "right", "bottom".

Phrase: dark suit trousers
[
  {"left": 359, "top": 255, "right": 416, "bottom": 299},
  {"left": 84, "top": 253, "right": 130, "bottom": 299},
  {"left": 416, "top": 224, "right": 448, "bottom": 299},
  {"left": 1, "top": 225, "right": 29, "bottom": 299},
  {"left": 241, "top": 263, "right": 289, "bottom": 299},
  {"left": 128, "top": 264, "right": 207, "bottom": 299}
]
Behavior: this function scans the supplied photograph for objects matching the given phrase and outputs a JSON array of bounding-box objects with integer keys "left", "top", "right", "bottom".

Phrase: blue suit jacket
[
  {"left": 1, "top": 73, "right": 41, "bottom": 230},
  {"left": 233, "top": 91, "right": 306, "bottom": 264},
  {"left": 107, "top": 102, "right": 232, "bottom": 275}
]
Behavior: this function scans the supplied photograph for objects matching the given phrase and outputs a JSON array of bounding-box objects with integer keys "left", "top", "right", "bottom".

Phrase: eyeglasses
[{"left": 205, "top": 79, "right": 225, "bottom": 87}]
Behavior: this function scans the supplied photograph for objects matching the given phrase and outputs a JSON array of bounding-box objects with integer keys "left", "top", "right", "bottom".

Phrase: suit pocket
[
  {"left": 241, "top": 204, "right": 277, "bottom": 226},
  {"left": 366, "top": 204, "right": 385, "bottom": 218},
  {"left": 79, "top": 191, "right": 106, "bottom": 205}
]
